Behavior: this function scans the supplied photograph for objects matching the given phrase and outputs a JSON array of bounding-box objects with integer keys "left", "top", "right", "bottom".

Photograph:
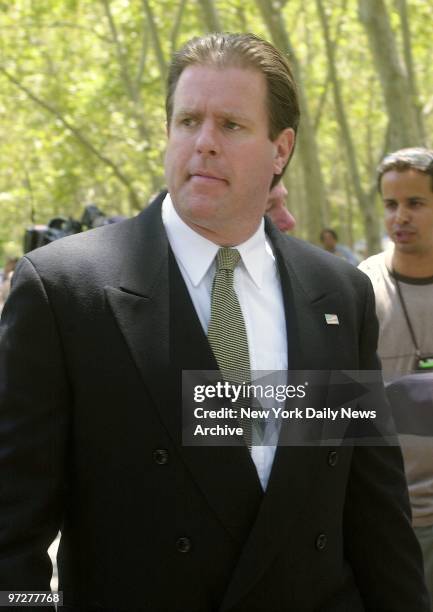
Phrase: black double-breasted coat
[{"left": 0, "top": 193, "right": 429, "bottom": 611}]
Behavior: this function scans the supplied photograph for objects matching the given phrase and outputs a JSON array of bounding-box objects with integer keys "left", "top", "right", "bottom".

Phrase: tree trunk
[
  {"left": 255, "top": 0, "right": 327, "bottom": 244},
  {"left": 198, "top": 0, "right": 222, "bottom": 31},
  {"left": 316, "top": 0, "right": 381, "bottom": 254},
  {"left": 358, "top": 0, "right": 423, "bottom": 151},
  {"left": 287, "top": 155, "right": 305, "bottom": 237},
  {"left": 395, "top": 0, "right": 426, "bottom": 143}
]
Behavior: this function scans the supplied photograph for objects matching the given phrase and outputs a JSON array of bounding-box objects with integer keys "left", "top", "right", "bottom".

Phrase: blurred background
[{"left": 0, "top": 0, "right": 432, "bottom": 265}]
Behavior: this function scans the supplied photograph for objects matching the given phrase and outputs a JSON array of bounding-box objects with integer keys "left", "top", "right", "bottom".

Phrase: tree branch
[
  {"left": 136, "top": 19, "right": 149, "bottom": 89},
  {"left": 141, "top": 0, "right": 167, "bottom": 81},
  {"left": 0, "top": 66, "right": 140, "bottom": 208},
  {"left": 171, "top": 0, "right": 188, "bottom": 52},
  {"left": 0, "top": 21, "right": 112, "bottom": 43},
  {"left": 313, "top": 0, "right": 348, "bottom": 131},
  {"left": 100, "top": 0, "right": 136, "bottom": 100},
  {"left": 100, "top": 0, "right": 156, "bottom": 161},
  {"left": 313, "top": 74, "right": 331, "bottom": 132}
]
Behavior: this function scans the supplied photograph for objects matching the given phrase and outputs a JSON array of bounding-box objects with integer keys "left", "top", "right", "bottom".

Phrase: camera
[{"left": 23, "top": 205, "right": 125, "bottom": 253}]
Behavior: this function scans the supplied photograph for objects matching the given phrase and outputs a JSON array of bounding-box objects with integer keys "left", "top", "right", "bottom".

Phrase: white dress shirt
[{"left": 162, "top": 193, "right": 288, "bottom": 489}]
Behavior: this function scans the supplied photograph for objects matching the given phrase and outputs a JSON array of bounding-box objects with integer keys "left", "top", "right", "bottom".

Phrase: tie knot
[{"left": 216, "top": 247, "right": 241, "bottom": 272}]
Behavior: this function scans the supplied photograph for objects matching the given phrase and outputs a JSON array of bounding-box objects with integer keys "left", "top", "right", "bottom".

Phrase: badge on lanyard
[{"left": 416, "top": 355, "right": 433, "bottom": 371}]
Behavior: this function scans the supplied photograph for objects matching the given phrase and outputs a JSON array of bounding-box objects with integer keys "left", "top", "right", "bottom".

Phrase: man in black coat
[{"left": 0, "top": 32, "right": 429, "bottom": 611}]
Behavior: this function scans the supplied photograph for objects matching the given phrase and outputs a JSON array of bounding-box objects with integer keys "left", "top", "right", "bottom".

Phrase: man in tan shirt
[{"left": 359, "top": 147, "right": 433, "bottom": 601}]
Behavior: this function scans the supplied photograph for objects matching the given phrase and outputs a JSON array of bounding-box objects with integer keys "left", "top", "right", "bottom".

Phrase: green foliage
[{"left": 0, "top": 0, "right": 432, "bottom": 263}]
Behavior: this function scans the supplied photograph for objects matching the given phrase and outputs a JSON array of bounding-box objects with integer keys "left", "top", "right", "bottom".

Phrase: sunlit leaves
[{"left": 0, "top": 0, "right": 432, "bottom": 262}]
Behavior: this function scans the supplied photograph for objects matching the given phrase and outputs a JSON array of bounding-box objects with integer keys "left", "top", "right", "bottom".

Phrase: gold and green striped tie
[{"left": 207, "top": 247, "right": 253, "bottom": 448}]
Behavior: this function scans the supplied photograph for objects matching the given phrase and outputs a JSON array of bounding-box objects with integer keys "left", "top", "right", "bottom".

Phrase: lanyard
[{"left": 392, "top": 272, "right": 421, "bottom": 359}]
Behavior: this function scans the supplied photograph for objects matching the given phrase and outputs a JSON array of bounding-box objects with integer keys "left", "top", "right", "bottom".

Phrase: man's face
[
  {"left": 266, "top": 183, "right": 296, "bottom": 232},
  {"left": 382, "top": 169, "right": 433, "bottom": 256},
  {"left": 321, "top": 232, "right": 336, "bottom": 251},
  {"left": 164, "top": 64, "right": 294, "bottom": 245}
]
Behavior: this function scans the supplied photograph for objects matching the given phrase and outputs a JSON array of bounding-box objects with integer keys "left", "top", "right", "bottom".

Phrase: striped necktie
[{"left": 207, "top": 247, "right": 253, "bottom": 448}]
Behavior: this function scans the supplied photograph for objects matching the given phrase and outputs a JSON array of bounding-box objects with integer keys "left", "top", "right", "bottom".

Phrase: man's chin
[
  {"left": 393, "top": 241, "right": 420, "bottom": 255},
  {"left": 176, "top": 193, "right": 224, "bottom": 219},
  {"left": 171, "top": 197, "right": 222, "bottom": 234}
]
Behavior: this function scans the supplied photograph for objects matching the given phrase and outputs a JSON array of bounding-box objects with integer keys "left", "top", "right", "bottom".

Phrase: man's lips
[
  {"left": 189, "top": 171, "right": 227, "bottom": 183},
  {"left": 393, "top": 228, "right": 416, "bottom": 242}
]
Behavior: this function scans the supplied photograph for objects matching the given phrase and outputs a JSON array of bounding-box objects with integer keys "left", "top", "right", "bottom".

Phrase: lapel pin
[{"left": 325, "top": 313, "right": 339, "bottom": 325}]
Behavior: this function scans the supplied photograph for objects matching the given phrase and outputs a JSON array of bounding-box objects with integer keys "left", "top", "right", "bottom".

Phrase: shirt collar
[{"left": 161, "top": 193, "right": 269, "bottom": 289}]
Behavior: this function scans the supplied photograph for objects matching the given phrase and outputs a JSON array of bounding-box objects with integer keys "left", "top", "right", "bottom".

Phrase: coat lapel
[
  {"left": 271, "top": 224, "right": 346, "bottom": 372},
  {"left": 169, "top": 248, "right": 264, "bottom": 542},
  {"left": 221, "top": 222, "right": 343, "bottom": 611},
  {"left": 105, "top": 196, "right": 172, "bottom": 428},
  {"left": 105, "top": 195, "right": 263, "bottom": 544}
]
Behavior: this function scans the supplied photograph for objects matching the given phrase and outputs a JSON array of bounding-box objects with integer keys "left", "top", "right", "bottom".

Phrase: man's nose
[
  {"left": 195, "top": 121, "right": 220, "bottom": 156},
  {"left": 395, "top": 204, "right": 410, "bottom": 223}
]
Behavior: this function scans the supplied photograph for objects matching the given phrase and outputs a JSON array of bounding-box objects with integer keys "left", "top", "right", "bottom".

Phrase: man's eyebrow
[
  {"left": 173, "top": 108, "right": 201, "bottom": 117},
  {"left": 173, "top": 107, "right": 252, "bottom": 123},
  {"left": 218, "top": 110, "right": 252, "bottom": 123},
  {"left": 383, "top": 195, "right": 428, "bottom": 203}
]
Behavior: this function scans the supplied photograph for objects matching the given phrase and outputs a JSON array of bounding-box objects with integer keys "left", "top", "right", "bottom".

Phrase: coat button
[
  {"left": 176, "top": 537, "right": 192, "bottom": 553},
  {"left": 153, "top": 449, "right": 169, "bottom": 465},
  {"left": 315, "top": 533, "right": 327, "bottom": 551},
  {"left": 328, "top": 451, "right": 338, "bottom": 467}
]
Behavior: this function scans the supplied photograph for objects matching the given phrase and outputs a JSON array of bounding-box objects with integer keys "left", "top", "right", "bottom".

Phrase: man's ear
[{"left": 272, "top": 128, "right": 295, "bottom": 175}]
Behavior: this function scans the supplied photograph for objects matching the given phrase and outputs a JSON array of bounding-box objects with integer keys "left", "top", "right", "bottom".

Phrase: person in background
[
  {"left": 359, "top": 146, "right": 433, "bottom": 604},
  {"left": 266, "top": 181, "right": 296, "bottom": 232},
  {"left": 320, "top": 227, "right": 359, "bottom": 265}
]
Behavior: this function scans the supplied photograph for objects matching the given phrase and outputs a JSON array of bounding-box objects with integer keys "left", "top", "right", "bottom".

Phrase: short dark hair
[
  {"left": 377, "top": 147, "right": 433, "bottom": 193},
  {"left": 320, "top": 228, "right": 338, "bottom": 242},
  {"left": 166, "top": 32, "right": 300, "bottom": 186}
]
